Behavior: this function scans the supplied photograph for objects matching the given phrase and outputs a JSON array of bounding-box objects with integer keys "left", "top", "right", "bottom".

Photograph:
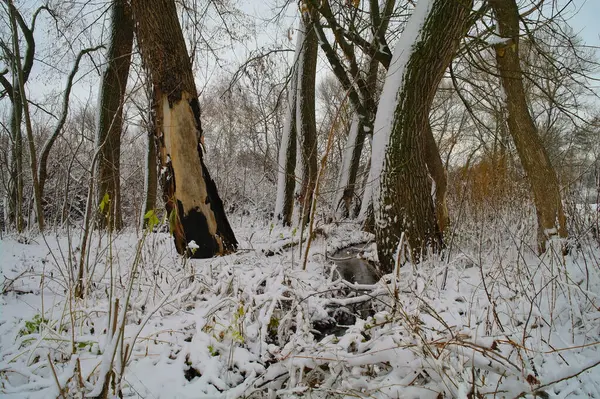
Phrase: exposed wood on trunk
[
  {"left": 132, "top": 0, "right": 237, "bottom": 257},
  {"left": 376, "top": 0, "right": 472, "bottom": 271},
  {"left": 490, "top": 0, "right": 567, "bottom": 253},
  {"left": 95, "top": 0, "right": 134, "bottom": 231}
]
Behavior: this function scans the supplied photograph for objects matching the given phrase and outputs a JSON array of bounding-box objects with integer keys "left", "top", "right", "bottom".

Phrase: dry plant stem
[
  {"left": 90, "top": 233, "right": 146, "bottom": 398},
  {"left": 76, "top": 357, "right": 85, "bottom": 389},
  {"left": 76, "top": 147, "right": 104, "bottom": 299},
  {"left": 301, "top": 89, "right": 350, "bottom": 271},
  {"left": 47, "top": 353, "right": 63, "bottom": 397}
]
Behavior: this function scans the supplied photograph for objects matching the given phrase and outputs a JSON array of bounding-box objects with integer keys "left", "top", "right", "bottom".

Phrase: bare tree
[
  {"left": 490, "top": 0, "right": 567, "bottom": 253},
  {"left": 0, "top": 2, "right": 44, "bottom": 231}
]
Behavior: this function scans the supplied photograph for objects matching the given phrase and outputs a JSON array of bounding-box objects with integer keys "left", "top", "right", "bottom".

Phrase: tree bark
[
  {"left": 1, "top": 2, "right": 38, "bottom": 232},
  {"left": 274, "top": 19, "right": 300, "bottom": 227},
  {"left": 141, "top": 120, "right": 158, "bottom": 229},
  {"left": 132, "top": 0, "right": 237, "bottom": 257},
  {"left": 8, "top": 91, "right": 24, "bottom": 232},
  {"left": 95, "top": 0, "right": 134, "bottom": 231},
  {"left": 374, "top": 0, "right": 472, "bottom": 271},
  {"left": 490, "top": 0, "right": 567, "bottom": 253},
  {"left": 295, "top": 10, "right": 318, "bottom": 227},
  {"left": 336, "top": 57, "right": 379, "bottom": 220},
  {"left": 423, "top": 122, "right": 449, "bottom": 234}
]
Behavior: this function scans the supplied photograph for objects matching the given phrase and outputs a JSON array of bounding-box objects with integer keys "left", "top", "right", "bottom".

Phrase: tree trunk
[
  {"left": 490, "top": 0, "right": 567, "bottom": 253},
  {"left": 335, "top": 115, "right": 364, "bottom": 219},
  {"left": 274, "top": 19, "right": 301, "bottom": 227},
  {"left": 8, "top": 94, "right": 24, "bottom": 232},
  {"left": 358, "top": 35, "right": 450, "bottom": 238},
  {"left": 8, "top": 0, "right": 44, "bottom": 231},
  {"left": 294, "top": 10, "right": 318, "bottom": 227},
  {"left": 335, "top": 57, "right": 379, "bottom": 220},
  {"left": 132, "top": 0, "right": 237, "bottom": 257},
  {"left": 371, "top": 0, "right": 472, "bottom": 271},
  {"left": 96, "top": 0, "right": 134, "bottom": 231},
  {"left": 1, "top": 1, "right": 37, "bottom": 232},
  {"left": 141, "top": 122, "right": 158, "bottom": 229},
  {"left": 424, "top": 122, "right": 449, "bottom": 234}
]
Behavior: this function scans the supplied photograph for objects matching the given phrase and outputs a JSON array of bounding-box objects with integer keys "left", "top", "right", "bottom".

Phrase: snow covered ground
[{"left": 1, "top": 217, "right": 599, "bottom": 398}]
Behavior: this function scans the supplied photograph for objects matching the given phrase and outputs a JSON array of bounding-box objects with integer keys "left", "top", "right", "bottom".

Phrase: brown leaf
[{"left": 526, "top": 374, "right": 540, "bottom": 385}]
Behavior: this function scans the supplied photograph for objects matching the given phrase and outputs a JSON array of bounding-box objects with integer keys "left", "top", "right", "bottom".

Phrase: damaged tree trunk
[
  {"left": 490, "top": 0, "right": 567, "bottom": 253},
  {"left": 132, "top": 0, "right": 237, "bottom": 257},
  {"left": 95, "top": 0, "right": 134, "bottom": 231}
]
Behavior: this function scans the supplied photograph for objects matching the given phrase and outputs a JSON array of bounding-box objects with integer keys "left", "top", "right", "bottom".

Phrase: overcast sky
[
  {"left": 2, "top": 0, "right": 599, "bottom": 120},
  {"left": 569, "top": 0, "right": 600, "bottom": 47}
]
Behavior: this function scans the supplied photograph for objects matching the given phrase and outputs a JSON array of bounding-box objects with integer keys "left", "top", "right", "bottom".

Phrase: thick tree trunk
[
  {"left": 294, "top": 10, "right": 319, "bottom": 227},
  {"left": 96, "top": 0, "right": 133, "bottom": 231},
  {"left": 358, "top": 42, "right": 449, "bottom": 237},
  {"left": 132, "top": 0, "right": 237, "bottom": 257},
  {"left": 372, "top": 0, "right": 472, "bottom": 271},
  {"left": 490, "top": 0, "right": 567, "bottom": 253}
]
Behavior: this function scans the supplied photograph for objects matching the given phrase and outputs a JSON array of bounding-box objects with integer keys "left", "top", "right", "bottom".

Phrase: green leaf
[
  {"left": 144, "top": 209, "right": 159, "bottom": 230},
  {"left": 168, "top": 208, "right": 178, "bottom": 235},
  {"left": 99, "top": 192, "right": 110, "bottom": 213}
]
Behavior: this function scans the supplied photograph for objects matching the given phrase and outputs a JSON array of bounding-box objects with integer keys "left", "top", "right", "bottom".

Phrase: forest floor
[{"left": 1, "top": 213, "right": 599, "bottom": 398}]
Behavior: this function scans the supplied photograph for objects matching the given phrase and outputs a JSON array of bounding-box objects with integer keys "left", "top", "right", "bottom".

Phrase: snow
[
  {"left": 1, "top": 214, "right": 599, "bottom": 398},
  {"left": 359, "top": 0, "right": 434, "bottom": 220}
]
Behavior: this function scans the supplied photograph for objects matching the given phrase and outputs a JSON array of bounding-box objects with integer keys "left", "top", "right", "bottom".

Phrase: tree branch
[{"left": 38, "top": 45, "right": 104, "bottom": 194}]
